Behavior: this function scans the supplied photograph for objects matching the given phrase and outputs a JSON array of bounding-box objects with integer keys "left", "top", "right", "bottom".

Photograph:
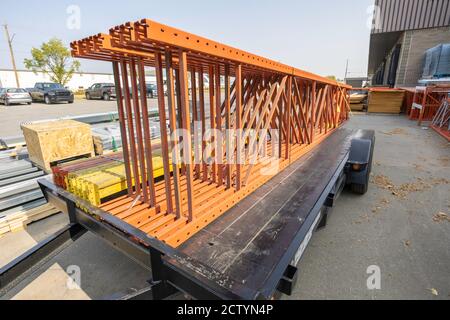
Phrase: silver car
[{"left": 0, "top": 88, "right": 32, "bottom": 106}]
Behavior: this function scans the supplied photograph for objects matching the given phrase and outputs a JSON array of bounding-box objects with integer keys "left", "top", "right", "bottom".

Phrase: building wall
[
  {"left": 395, "top": 25, "right": 450, "bottom": 86},
  {"left": 345, "top": 78, "right": 368, "bottom": 88},
  {"left": 372, "top": 0, "right": 450, "bottom": 34},
  {"left": 0, "top": 70, "right": 157, "bottom": 91},
  {"left": 370, "top": 33, "right": 404, "bottom": 86},
  {"left": 383, "top": 33, "right": 404, "bottom": 85}
]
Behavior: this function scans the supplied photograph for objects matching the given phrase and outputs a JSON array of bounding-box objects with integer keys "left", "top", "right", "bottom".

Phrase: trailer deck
[
  {"left": 170, "top": 127, "right": 359, "bottom": 299},
  {"left": 0, "top": 19, "right": 371, "bottom": 300},
  {"left": 0, "top": 127, "right": 375, "bottom": 300}
]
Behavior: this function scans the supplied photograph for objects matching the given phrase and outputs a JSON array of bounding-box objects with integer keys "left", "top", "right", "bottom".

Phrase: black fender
[{"left": 346, "top": 130, "right": 375, "bottom": 194}]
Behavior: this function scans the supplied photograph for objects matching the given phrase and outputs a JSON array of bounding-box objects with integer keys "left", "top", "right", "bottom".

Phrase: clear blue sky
[{"left": 0, "top": 0, "right": 374, "bottom": 78}]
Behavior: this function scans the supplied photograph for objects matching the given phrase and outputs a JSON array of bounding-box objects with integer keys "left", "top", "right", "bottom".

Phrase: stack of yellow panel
[{"left": 66, "top": 157, "right": 166, "bottom": 206}]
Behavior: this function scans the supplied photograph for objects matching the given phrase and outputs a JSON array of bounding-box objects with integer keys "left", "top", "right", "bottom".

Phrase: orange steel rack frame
[
  {"left": 431, "top": 97, "right": 450, "bottom": 142},
  {"left": 409, "top": 85, "right": 450, "bottom": 126},
  {"left": 70, "top": 19, "right": 351, "bottom": 248}
]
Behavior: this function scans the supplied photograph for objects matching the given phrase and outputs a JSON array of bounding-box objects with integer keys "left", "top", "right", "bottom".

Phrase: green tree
[
  {"left": 24, "top": 38, "right": 80, "bottom": 86},
  {"left": 326, "top": 75, "right": 337, "bottom": 81}
]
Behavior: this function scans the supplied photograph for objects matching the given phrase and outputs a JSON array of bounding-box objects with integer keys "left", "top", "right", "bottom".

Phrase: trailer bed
[
  {"left": 2, "top": 127, "right": 369, "bottom": 300},
  {"left": 167, "top": 127, "right": 357, "bottom": 299}
]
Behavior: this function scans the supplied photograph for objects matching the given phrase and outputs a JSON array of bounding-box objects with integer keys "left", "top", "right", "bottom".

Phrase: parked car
[
  {"left": 126, "top": 83, "right": 157, "bottom": 99},
  {"left": 85, "top": 83, "right": 116, "bottom": 101},
  {"left": 130, "top": 83, "right": 157, "bottom": 98},
  {"left": 29, "top": 82, "right": 74, "bottom": 104},
  {"left": 0, "top": 88, "right": 32, "bottom": 106},
  {"left": 146, "top": 83, "right": 157, "bottom": 98}
]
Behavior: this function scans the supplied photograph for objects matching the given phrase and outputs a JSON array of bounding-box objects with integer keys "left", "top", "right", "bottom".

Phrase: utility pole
[
  {"left": 344, "top": 59, "right": 349, "bottom": 84},
  {"left": 3, "top": 24, "right": 20, "bottom": 88}
]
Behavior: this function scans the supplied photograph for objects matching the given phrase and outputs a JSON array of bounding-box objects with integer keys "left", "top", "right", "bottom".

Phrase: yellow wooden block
[{"left": 65, "top": 155, "right": 171, "bottom": 206}]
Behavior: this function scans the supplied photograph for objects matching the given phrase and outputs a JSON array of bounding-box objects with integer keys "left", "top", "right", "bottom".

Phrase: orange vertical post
[
  {"left": 235, "top": 64, "right": 243, "bottom": 191},
  {"left": 178, "top": 50, "right": 195, "bottom": 221},
  {"left": 165, "top": 51, "right": 182, "bottom": 219}
]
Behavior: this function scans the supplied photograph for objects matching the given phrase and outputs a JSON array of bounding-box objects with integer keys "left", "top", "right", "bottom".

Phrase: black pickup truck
[{"left": 28, "top": 82, "right": 74, "bottom": 104}]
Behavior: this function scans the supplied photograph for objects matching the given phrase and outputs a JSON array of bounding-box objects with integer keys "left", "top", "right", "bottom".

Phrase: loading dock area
[
  {"left": 1, "top": 114, "right": 449, "bottom": 300},
  {"left": 0, "top": 126, "right": 375, "bottom": 299},
  {"left": 1, "top": 5, "right": 450, "bottom": 301}
]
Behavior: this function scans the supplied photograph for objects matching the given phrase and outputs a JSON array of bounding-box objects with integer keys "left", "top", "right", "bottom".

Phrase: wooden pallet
[
  {"left": 367, "top": 90, "right": 405, "bottom": 114},
  {"left": 350, "top": 103, "right": 365, "bottom": 111},
  {"left": 0, "top": 203, "right": 60, "bottom": 236}
]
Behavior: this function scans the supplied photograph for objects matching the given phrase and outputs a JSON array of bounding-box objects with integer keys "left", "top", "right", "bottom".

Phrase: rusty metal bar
[
  {"left": 120, "top": 60, "right": 141, "bottom": 197},
  {"left": 311, "top": 81, "right": 317, "bottom": 143},
  {"left": 285, "top": 76, "right": 292, "bottom": 160},
  {"left": 224, "top": 64, "right": 232, "bottom": 189},
  {"left": 191, "top": 69, "right": 200, "bottom": 180},
  {"left": 208, "top": 65, "right": 217, "bottom": 184},
  {"left": 198, "top": 68, "right": 207, "bottom": 182},
  {"left": 154, "top": 52, "right": 173, "bottom": 212},
  {"left": 137, "top": 58, "right": 156, "bottom": 207},
  {"left": 215, "top": 64, "right": 223, "bottom": 186},
  {"left": 178, "top": 50, "right": 195, "bottom": 222},
  {"left": 112, "top": 61, "right": 133, "bottom": 196},
  {"left": 130, "top": 59, "right": 149, "bottom": 204},
  {"left": 235, "top": 64, "right": 242, "bottom": 191},
  {"left": 165, "top": 50, "right": 182, "bottom": 219}
]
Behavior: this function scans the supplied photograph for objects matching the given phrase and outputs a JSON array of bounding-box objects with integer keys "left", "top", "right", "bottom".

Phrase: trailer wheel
[
  {"left": 351, "top": 183, "right": 368, "bottom": 195},
  {"left": 347, "top": 131, "right": 375, "bottom": 196}
]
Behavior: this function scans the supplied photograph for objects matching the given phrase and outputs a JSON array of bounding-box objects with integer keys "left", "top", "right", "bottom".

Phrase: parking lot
[
  {"left": 1, "top": 112, "right": 449, "bottom": 300},
  {"left": 0, "top": 98, "right": 159, "bottom": 138}
]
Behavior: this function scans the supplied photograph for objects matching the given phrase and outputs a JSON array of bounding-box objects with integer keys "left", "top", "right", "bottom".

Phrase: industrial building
[{"left": 368, "top": 0, "right": 450, "bottom": 87}]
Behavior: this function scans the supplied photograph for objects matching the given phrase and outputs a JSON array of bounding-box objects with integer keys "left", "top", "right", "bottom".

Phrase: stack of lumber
[
  {"left": 0, "top": 203, "right": 60, "bottom": 236},
  {"left": 0, "top": 156, "right": 58, "bottom": 237},
  {"left": 0, "top": 159, "right": 48, "bottom": 213},
  {"left": 0, "top": 135, "right": 26, "bottom": 151},
  {"left": 350, "top": 103, "right": 365, "bottom": 111},
  {"left": 367, "top": 89, "right": 405, "bottom": 114},
  {"left": 21, "top": 120, "right": 95, "bottom": 172},
  {"left": 52, "top": 153, "right": 124, "bottom": 189},
  {"left": 53, "top": 153, "right": 167, "bottom": 206},
  {"left": 91, "top": 123, "right": 123, "bottom": 155},
  {"left": 91, "top": 120, "right": 163, "bottom": 155},
  {"left": 349, "top": 90, "right": 368, "bottom": 112}
]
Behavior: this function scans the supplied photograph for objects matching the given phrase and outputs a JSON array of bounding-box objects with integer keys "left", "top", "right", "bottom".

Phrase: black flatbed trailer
[{"left": 0, "top": 128, "right": 375, "bottom": 300}]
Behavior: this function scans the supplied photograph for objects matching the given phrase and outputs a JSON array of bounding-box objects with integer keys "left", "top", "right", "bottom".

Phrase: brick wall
[{"left": 396, "top": 26, "right": 450, "bottom": 87}]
